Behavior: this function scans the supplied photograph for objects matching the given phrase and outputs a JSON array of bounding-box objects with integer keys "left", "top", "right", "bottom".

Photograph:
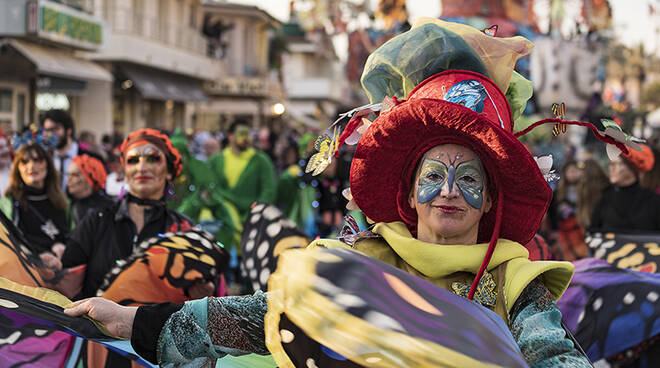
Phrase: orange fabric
[
  {"left": 72, "top": 154, "right": 107, "bottom": 192},
  {"left": 623, "top": 143, "right": 655, "bottom": 173}
]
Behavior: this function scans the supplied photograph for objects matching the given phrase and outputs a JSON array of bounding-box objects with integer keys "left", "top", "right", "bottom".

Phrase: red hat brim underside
[{"left": 350, "top": 99, "right": 552, "bottom": 245}]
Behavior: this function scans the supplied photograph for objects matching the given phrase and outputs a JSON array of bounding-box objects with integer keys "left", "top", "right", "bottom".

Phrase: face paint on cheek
[
  {"left": 416, "top": 159, "right": 448, "bottom": 203},
  {"left": 454, "top": 160, "right": 485, "bottom": 209}
]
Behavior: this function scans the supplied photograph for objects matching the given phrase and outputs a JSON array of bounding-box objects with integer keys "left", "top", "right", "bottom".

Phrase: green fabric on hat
[
  {"left": 360, "top": 23, "right": 488, "bottom": 104},
  {"left": 506, "top": 70, "right": 534, "bottom": 125}
]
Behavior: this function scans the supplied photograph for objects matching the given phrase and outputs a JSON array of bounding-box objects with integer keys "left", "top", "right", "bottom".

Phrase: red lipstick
[{"left": 436, "top": 205, "right": 463, "bottom": 214}]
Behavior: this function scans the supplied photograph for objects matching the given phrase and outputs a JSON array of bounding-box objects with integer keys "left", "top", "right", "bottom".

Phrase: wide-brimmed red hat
[{"left": 351, "top": 70, "right": 551, "bottom": 245}]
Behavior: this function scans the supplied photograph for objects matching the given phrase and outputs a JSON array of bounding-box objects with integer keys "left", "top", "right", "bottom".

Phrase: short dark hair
[
  {"left": 41, "top": 109, "right": 74, "bottom": 136},
  {"left": 228, "top": 118, "right": 250, "bottom": 135}
]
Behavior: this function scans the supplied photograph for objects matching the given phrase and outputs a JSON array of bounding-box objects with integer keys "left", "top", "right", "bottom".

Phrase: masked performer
[{"left": 65, "top": 20, "right": 644, "bottom": 368}]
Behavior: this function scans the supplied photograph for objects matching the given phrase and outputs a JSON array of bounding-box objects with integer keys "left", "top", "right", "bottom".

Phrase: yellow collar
[{"left": 372, "top": 222, "right": 530, "bottom": 278}]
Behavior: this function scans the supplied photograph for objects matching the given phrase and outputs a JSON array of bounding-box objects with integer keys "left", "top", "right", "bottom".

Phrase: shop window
[{"left": 0, "top": 89, "right": 12, "bottom": 113}]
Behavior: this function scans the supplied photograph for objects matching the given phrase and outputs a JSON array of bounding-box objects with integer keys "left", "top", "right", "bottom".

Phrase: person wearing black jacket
[
  {"left": 1, "top": 143, "right": 69, "bottom": 256},
  {"left": 42, "top": 129, "right": 215, "bottom": 368},
  {"left": 590, "top": 144, "right": 660, "bottom": 232},
  {"left": 44, "top": 129, "right": 214, "bottom": 300}
]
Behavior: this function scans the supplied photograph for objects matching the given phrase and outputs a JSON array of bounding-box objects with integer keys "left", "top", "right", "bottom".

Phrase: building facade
[
  {"left": 0, "top": 0, "right": 112, "bottom": 136},
  {"left": 87, "top": 0, "right": 219, "bottom": 134},
  {"left": 281, "top": 21, "right": 347, "bottom": 128},
  {"left": 196, "top": 1, "right": 283, "bottom": 131}
]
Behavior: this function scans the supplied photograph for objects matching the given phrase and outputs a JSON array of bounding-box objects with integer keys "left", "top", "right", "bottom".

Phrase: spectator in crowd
[
  {"left": 78, "top": 130, "right": 106, "bottom": 160},
  {"left": 550, "top": 160, "right": 587, "bottom": 260},
  {"left": 576, "top": 159, "right": 609, "bottom": 230},
  {"left": 0, "top": 128, "right": 13, "bottom": 194},
  {"left": 207, "top": 120, "right": 277, "bottom": 221},
  {"left": 66, "top": 154, "right": 114, "bottom": 226},
  {"left": 41, "top": 110, "right": 103, "bottom": 190},
  {"left": 641, "top": 147, "right": 660, "bottom": 194},
  {"left": 590, "top": 144, "right": 660, "bottom": 232},
  {"left": 0, "top": 143, "right": 69, "bottom": 256},
  {"left": 203, "top": 135, "right": 221, "bottom": 160},
  {"left": 256, "top": 126, "right": 277, "bottom": 163}
]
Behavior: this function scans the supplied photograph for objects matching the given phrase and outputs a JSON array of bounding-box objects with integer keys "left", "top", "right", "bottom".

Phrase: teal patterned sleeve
[
  {"left": 157, "top": 291, "right": 269, "bottom": 366},
  {"left": 510, "top": 279, "right": 591, "bottom": 368}
]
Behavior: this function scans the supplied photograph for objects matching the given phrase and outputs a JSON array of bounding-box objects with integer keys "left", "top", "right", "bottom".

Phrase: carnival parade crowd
[{"left": 2, "top": 20, "right": 660, "bottom": 368}]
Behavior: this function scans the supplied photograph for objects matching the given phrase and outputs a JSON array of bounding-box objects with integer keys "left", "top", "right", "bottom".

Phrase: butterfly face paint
[{"left": 417, "top": 156, "right": 485, "bottom": 209}]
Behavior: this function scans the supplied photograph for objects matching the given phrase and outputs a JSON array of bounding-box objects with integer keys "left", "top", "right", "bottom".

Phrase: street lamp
[{"left": 272, "top": 102, "right": 286, "bottom": 116}]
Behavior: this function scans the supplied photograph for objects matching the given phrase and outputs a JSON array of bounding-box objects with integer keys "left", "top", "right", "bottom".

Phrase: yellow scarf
[{"left": 309, "top": 221, "right": 574, "bottom": 311}]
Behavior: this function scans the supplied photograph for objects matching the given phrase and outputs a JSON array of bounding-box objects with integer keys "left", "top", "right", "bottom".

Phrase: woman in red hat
[{"left": 61, "top": 21, "right": 634, "bottom": 367}]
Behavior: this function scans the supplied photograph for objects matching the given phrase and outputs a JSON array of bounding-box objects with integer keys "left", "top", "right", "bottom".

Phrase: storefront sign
[
  {"left": 36, "top": 93, "right": 70, "bottom": 110},
  {"left": 26, "top": 0, "right": 104, "bottom": 50},
  {"left": 206, "top": 78, "right": 268, "bottom": 97}
]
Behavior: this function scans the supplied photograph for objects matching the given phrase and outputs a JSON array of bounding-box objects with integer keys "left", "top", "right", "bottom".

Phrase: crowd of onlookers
[
  {"left": 2, "top": 109, "right": 660, "bottom": 290},
  {"left": 0, "top": 110, "right": 354, "bottom": 290},
  {"left": 540, "top": 143, "right": 660, "bottom": 261}
]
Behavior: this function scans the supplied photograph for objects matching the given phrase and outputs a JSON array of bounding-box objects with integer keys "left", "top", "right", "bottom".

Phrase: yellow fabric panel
[
  {"left": 503, "top": 258, "right": 575, "bottom": 307},
  {"left": 223, "top": 147, "right": 255, "bottom": 188}
]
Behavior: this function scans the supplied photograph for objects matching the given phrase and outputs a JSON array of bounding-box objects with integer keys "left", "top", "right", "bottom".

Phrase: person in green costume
[
  {"left": 167, "top": 128, "right": 215, "bottom": 210},
  {"left": 275, "top": 138, "right": 317, "bottom": 236},
  {"left": 179, "top": 121, "right": 277, "bottom": 254},
  {"left": 206, "top": 120, "right": 276, "bottom": 218}
]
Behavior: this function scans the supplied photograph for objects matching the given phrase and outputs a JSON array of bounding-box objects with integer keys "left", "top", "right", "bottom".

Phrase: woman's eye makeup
[
  {"left": 417, "top": 159, "right": 448, "bottom": 203},
  {"left": 146, "top": 154, "right": 162, "bottom": 163},
  {"left": 125, "top": 147, "right": 163, "bottom": 165},
  {"left": 416, "top": 157, "right": 485, "bottom": 209},
  {"left": 126, "top": 156, "right": 140, "bottom": 165},
  {"left": 454, "top": 160, "right": 484, "bottom": 209}
]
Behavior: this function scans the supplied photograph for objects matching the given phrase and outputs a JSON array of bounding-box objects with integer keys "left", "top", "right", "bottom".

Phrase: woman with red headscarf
[{"left": 66, "top": 154, "right": 114, "bottom": 226}]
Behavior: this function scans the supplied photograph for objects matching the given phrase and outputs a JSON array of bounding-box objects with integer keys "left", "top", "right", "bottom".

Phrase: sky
[{"left": 234, "top": 0, "right": 660, "bottom": 56}]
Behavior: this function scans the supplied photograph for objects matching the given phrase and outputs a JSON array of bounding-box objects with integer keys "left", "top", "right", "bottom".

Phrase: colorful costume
[
  {"left": 207, "top": 147, "right": 277, "bottom": 219},
  {"left": 62, "top": 129, "right": 197, "bottom": 367}
]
